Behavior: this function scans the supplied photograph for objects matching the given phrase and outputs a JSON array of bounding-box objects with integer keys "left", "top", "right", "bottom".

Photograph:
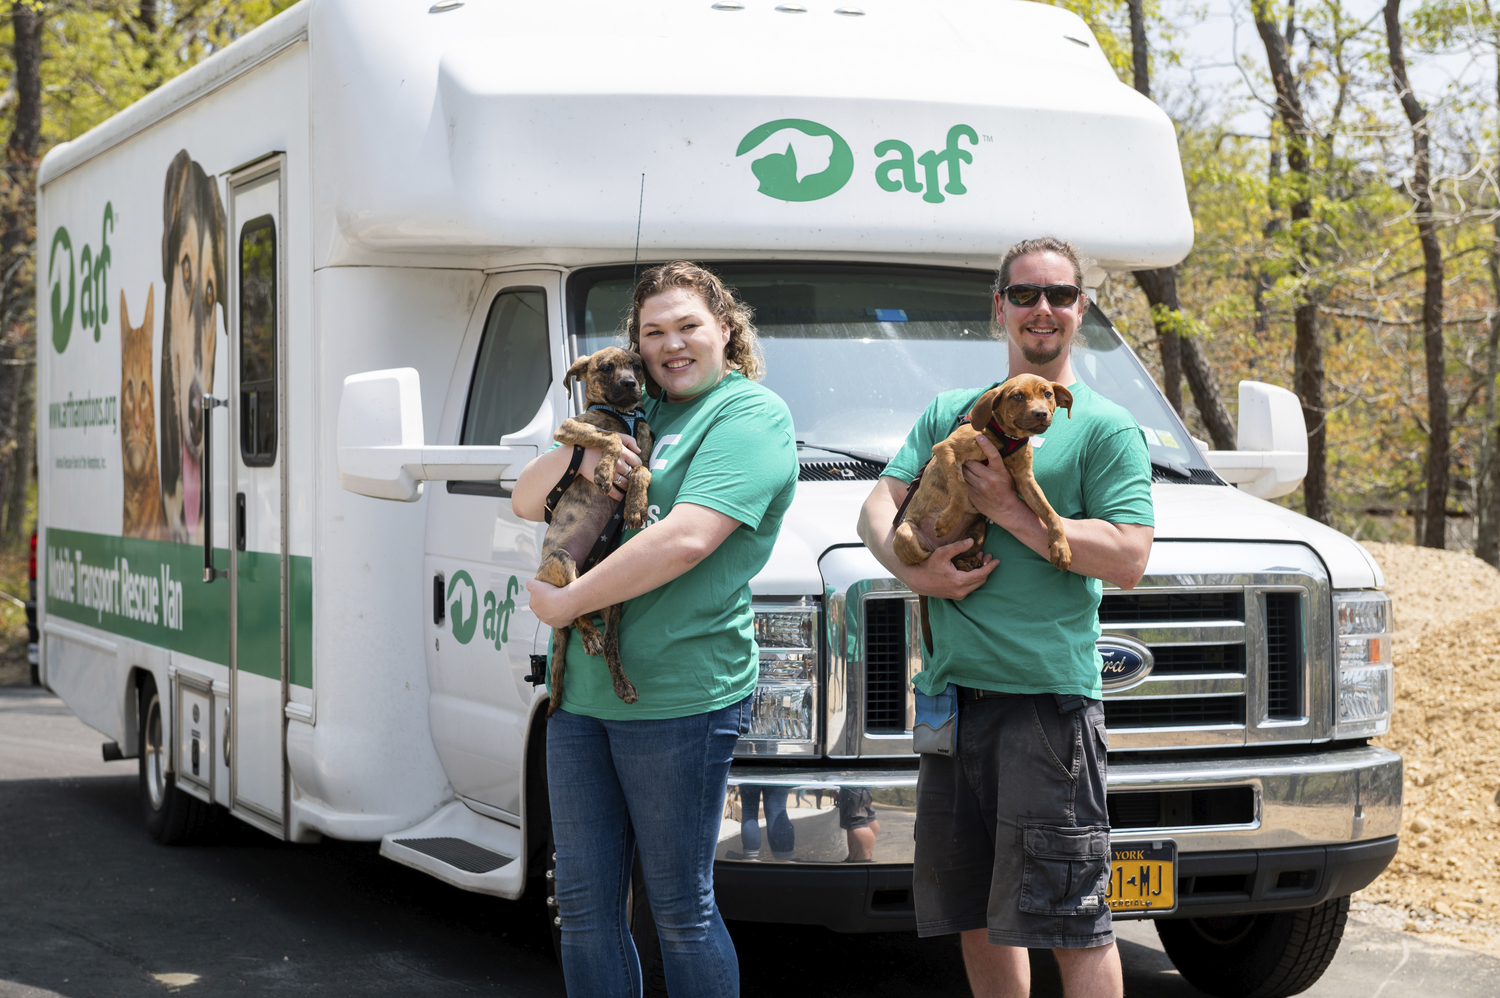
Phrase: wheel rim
[{"left": 145, "top": 693, "right": 166, "bottom": 810}]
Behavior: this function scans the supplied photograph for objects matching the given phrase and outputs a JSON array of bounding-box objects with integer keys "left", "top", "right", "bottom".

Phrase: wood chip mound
[{"left": 1355, "top": 542, "right": 1500, "bottom": 957}]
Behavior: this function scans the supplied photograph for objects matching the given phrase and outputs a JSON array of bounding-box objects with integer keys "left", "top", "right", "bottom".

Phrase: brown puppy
[
  {"left": 895, "top": 373, "right": 1074, "bottom": 571},
  {"left": 539, "top": 347, "right": 654, "bottom": 717}
]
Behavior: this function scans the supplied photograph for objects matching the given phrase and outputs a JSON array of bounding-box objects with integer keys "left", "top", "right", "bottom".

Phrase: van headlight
[
  {"left": 737, "top": 601, "right": 819, "bottom": 755},
  {"left": 1333, "top": 590, "right": 1393, "bottom": 739}
]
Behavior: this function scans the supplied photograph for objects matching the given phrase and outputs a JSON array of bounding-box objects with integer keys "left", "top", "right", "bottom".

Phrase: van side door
[{"left": 422, "top": 271, "right": 564, "bottom": 819}]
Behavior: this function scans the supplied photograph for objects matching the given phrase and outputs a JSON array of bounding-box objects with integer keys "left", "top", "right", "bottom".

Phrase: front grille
[
  {"left": 1105, "top": 697, "right": 1244, "bottom": 728},
  {"left": 799, "top": 460, "right": 885, "bottom": 482},
  {"left": 1107, "top": 787, "right": 1255, "bottom": 829},
  {"left": 837, "top": 553, "right": 1328, "bottom": 756},
  {"left": 1265, "top": 593, "right": 1302, "bottom": 719},
  {"left": 1100, "top": 591, "right": 1245, "bottom": 624},
  {"left": 1148, "top": 645, "right": 1245, "bottom": 675},
  {"left": 864, "top": 598, "right": 906, "bottom": 733}
]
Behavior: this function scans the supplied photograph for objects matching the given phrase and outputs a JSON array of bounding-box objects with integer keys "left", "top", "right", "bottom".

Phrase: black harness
[
  {"left": 892, "top": 384, "right": 1025, "bottom": 529},
  {"left": 543, "top": 404, "right": 649, "bottom": 575}
]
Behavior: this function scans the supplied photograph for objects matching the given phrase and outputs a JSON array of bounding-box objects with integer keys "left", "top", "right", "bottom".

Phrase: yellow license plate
[{"left": 1106, "top": 840, "right": 1176, "bottom": 913}]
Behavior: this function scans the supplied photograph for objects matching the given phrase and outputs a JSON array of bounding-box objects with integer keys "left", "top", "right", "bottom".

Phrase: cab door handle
[{"left": 235, "top": 493, "right": 246, "bottom": 552}]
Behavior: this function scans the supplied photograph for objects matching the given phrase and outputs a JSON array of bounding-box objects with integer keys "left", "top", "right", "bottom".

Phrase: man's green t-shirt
[
  {"left": 552, "top": 372, "right": 798, "bottom": 720},
  {"left": 885, "top": 381, "right": 1154, "bottom": 699}
]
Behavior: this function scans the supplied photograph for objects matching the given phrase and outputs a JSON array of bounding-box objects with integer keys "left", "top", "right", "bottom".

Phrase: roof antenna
[{"left": 631, "top": 173, "right": 645, "bottom": 291}]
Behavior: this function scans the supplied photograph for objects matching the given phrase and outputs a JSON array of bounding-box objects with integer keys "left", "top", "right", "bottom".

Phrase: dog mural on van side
[{"left": 158, "top": 150, "right": 227, "bottom": 544}]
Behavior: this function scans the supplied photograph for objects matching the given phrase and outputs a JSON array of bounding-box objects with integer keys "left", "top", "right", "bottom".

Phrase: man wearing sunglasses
[{"left": 858, "top": 237, "right": 1154, "bottom": 998}]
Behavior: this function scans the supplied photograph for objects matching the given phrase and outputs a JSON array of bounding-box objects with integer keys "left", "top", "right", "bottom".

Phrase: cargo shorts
[{"left": 912, "top": 690, "right": 1113, "bottom": 949}]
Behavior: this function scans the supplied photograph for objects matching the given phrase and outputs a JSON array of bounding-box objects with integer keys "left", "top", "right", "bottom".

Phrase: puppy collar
[
  {"left": 984, "top": 418, "right": 1030, "bottom": 458},
  {"left": 587, "top": 403, "right": 646, "bottom": 436},
  {"left": 958, "top": 412, "right": 1028, "bottom": 458}
]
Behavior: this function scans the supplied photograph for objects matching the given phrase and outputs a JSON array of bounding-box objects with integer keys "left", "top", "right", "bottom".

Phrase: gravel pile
[{"left": 1354, "top": 542, "right": 1500, "bottom": 958}]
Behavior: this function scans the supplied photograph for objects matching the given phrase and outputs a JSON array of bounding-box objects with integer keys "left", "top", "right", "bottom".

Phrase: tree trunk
[
  {"left": 1127, "top": 0, "right": 1235, "bottom": 449},
  {"left": 1127, "top": 0, "right": 1151, "bottom": 99},
  {"left": 0, "top": 3, "right": 43, "bottom": 547},
  {"left": 1477, "top": 237, "right": 1500, "bottom": 565},
  {"left": 1132, "top": 267, "right": 1237, "bottom": 448},
  {"left": 1254, "top": 1, "right": 1331, "bottom": 523},
  {"left": 1479, "top": 30, "right": 1500, "bottom": 567},
  {"left": 3, "top": 376, "right": 29, "bottom": 541},
  {"left": 1386, "top": 0, "right": 1448, "bottom": 548}
]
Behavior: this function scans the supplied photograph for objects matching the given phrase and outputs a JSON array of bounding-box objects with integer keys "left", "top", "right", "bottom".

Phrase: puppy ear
[
  {"left": 563, "top": 354, "right": 592, "bottom": 391},
  {"left": 969, "top": 386, "right": 1001, "bottom": 430},
  {"left": 1052, "top": 383, "right": 1074, "bottom": 418}
]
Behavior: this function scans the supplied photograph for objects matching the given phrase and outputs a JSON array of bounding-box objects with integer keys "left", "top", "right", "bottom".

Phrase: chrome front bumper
[{"left": 717, "top": 745, "right": 1402, "bottom": 867}]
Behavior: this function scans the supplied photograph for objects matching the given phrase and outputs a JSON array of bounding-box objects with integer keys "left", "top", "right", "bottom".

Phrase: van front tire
[
  {"left": 1154, "top": 895, "right": 1350, "bottom": 998},
  {"left": 137, "top": 675, "right": 212, "bottom": 844}
]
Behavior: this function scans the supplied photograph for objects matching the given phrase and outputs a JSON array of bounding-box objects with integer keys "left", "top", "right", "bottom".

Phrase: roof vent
[
  {"left": 1064, "top": 34, "right": 1090, "bottom": 47},
  {"left": 835, "top": 6, "right": 867, "bottom": 13},
  {"left": 776, "top": 4, "right": 809, "bottom": 11},
  {"left": 711, "top": 1, "right": 745, "bottom": 8},
  {"left": 429, "top": 1, "right": 464, "bottom": 12}
]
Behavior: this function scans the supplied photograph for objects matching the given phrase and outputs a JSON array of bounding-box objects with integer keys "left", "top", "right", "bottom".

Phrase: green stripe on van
[{"left": 45, "top": 527, "right": 312, "bottom": 684}]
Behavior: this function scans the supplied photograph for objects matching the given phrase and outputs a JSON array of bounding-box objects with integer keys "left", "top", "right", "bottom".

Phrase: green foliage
[{"left": 0, "top": 1, "right": 299, "bottom": 151}]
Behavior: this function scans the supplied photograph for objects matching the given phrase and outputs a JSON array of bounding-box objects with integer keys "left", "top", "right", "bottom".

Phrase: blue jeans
[
  {"left": 738, "top": 785, "right": 794, "bottom": 858},
  {"left": 547, "top": 697, "right": 750, "bottom": 998}
]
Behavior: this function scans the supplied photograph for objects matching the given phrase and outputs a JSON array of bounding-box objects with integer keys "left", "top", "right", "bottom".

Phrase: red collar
[{"left": 961, "top": 413, "right": 1029, "bottom": 457}]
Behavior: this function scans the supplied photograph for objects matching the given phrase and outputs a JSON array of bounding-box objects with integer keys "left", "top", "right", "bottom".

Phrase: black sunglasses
[{"left": 1002, "top": 283, "right": 1082, "bottom": 308}]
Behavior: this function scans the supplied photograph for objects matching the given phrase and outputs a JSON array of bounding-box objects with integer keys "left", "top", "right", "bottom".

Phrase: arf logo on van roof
[{"left": 736, "top": 119, "right": 982, "bottom": 204}]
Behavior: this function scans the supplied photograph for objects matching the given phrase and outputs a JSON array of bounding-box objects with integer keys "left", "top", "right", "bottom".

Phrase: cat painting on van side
[{"left": 120, "top": 288, "right": 170, "bottom": 541}]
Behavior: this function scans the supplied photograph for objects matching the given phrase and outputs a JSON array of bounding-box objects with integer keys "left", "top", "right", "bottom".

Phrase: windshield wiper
[
  {"left": 1151, "top": 459, "right": 1193, "bottom": 480},
  {"left": 799, "top": 443, "right": 891, "bottom": 467}
]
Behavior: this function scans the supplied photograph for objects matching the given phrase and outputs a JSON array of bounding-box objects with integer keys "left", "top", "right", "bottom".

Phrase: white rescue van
[{"left": 36, "top": 1, "right": 1401, "bottom": 992}]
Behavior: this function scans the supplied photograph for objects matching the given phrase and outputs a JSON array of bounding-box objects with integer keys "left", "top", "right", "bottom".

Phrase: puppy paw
[
  {"left": 580, "top": 629, "right": 605, "bottom": 657},
  {"left": 591, "top": 461, "right": 615, "bottom": 495},
  {"left": 1049, "top": 536, "right": 1072, "bottom": 572},
  {"left": 952, "top": 550, "right": 985, "bottom": 572},
  {"left": 614, "top": 677, "right": 639, "bottom": 705},
  {"left": 934, "top": 502, "right": 969, "bottom": 538}
]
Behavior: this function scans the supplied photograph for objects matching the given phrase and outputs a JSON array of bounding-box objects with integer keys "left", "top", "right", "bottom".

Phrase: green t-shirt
[
  {"left": 885, "top": 381, "right": 1154, "bottom": 699},
  {"left": 552, "top": 372, "right": 798, "bottom": 719}
]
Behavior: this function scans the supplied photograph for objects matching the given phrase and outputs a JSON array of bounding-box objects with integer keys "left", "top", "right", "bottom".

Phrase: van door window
[
  {"left": 238, "top": 215, "right": 276, "bottom": 466},
  {"left": 461, "top": 289, "right": 551, "bottom": 444}
]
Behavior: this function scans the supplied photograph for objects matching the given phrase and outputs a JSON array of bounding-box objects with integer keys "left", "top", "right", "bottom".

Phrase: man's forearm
[
  {"left": 992, "top": 504, "right": 1152, "bottom": 589},
  {"left": 856, "top": 487, "right": 909, "bottom": 580}
]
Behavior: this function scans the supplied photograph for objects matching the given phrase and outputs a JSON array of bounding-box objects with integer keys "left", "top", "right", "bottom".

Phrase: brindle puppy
[
  {"left": 893, "top": 374, "right": 1073, "bottom": 648},
  {"left": 539, "top": 347, "right": 654, "bottom": 717}
]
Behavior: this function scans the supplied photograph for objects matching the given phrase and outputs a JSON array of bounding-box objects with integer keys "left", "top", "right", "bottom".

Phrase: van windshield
[{"left": 568, "top": 264, "right": 1211, "bottom": 477}]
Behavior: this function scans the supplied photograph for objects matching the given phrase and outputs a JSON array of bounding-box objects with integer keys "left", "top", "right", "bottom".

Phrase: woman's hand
[
  {"left": 526, "top": 577, "right": 582, "bottom": 629},
  {"left": 582, "top": 433, "right": 643, "bottom": 501}
]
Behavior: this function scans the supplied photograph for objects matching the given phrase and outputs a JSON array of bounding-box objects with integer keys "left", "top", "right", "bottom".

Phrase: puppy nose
[
  {"left": 621, "top": 377, "right": 637, "bottom": 390},
  {"left": 1030, "top": 408, "right": 1050, "bottom": 420}
]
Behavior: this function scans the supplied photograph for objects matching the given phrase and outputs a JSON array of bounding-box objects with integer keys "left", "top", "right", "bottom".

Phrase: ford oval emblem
[{"left": 1098, "top": 635, "right": 1154, "bottom": 692}]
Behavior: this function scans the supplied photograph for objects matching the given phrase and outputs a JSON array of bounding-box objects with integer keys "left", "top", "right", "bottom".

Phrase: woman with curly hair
[{"left": 513, "top": 261, "right": 797, "bottom": 997}]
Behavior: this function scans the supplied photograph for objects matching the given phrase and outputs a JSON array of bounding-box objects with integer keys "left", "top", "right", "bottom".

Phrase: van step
[{"left": 391, "top": 836, "right": 514, "bottom": 874}]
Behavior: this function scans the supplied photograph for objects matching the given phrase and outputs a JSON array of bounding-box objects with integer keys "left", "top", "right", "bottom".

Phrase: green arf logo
[
  {"left": 448, "top": 570, "right": 479, "bottom": 644},
  {"left": 736, "top": 119, "right": 854, "bottom": 202}
]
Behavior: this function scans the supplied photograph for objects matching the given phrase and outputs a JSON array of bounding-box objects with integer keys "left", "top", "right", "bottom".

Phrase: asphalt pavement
[{"left": 2, "top": 684, "right": 1497, "bottom": 997}]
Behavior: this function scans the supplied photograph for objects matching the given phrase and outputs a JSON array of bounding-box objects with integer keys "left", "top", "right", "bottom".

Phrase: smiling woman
[{"left": 512, "top": 261, "right": 797, "bottom": 998}]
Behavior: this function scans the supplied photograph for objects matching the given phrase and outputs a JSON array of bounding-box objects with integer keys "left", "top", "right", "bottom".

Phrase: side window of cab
[{"left": 449, "top": 288, "right": 551, "bottom": 496}]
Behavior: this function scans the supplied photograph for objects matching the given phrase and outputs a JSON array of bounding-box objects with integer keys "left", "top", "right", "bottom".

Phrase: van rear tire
[
  {"left": 137, "top": 674, "right": 212, "bottom": 844},
  {"left": 1154, "top": 895, "right": 1350, "bottom": 998}
]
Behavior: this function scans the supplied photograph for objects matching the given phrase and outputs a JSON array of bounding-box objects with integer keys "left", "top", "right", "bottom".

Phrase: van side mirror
[
  {"left": 336, "top": 368, "right": 537, "bottom": 502},
  {"left": 1204, "top": 381, "right": 1307, "bottom": 500}
]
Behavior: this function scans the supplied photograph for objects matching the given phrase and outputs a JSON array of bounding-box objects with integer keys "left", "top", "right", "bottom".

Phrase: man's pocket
[{"left": 1018, "top": 822, "right": 1111, "bottom": 916}]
